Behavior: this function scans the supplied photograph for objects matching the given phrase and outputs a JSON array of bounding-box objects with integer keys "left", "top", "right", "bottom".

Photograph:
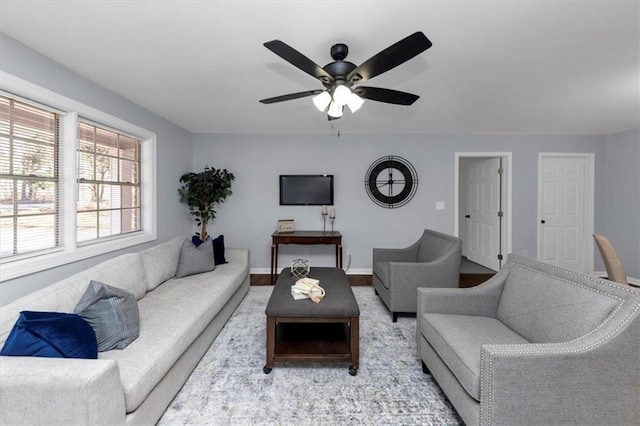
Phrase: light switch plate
[{"left": 436, "top": 202, "right": 445, "bottom": 210}]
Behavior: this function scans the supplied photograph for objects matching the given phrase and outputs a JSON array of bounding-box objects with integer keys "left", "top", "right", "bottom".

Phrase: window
[
  {"left": 77, "top": 121, "right": 141, "bottom": 243},
  {"left": 0, "top": 71, "right": 156, "bottom": 281},
  {"left": 0, "top": 96, "right": 60, "bottom": 258}
]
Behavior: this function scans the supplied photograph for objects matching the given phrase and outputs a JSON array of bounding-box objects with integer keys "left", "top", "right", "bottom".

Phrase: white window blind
[
  {"left": 0, "top": 72, "right": 156, "bottom": 282},
  {"left": 0, "top": 95, "right": 61, "bottom": 259},
  {"left": 76, "top": 120, "right": 141, "bottom": 243}
]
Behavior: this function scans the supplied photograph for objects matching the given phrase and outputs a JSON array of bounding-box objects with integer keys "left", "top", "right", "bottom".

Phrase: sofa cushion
[
  {"left": 140, "top": 237, "right": 183, "bottom": 291},
  {"left": 75, "top": 281, "right": 140, "bottom": 351},
  {"left": 88, "top": 253, "right": 148, "bottom": 301},
  {"left": 0, "top": 274, "right": 93, "bottom": 346},
  {"left": 1, "top": 311, "right": 97, "bottom": 359},
  {"left": 99, "top": 259, "right": 248, "bottom": 412},
  {"left": 420, "top": 313, "right": 528, "bottom": 401},
  {"left": 176, "top": 238, "right": 215, "bottom": 278},
  {"left": 496, "top": 263, "right": 619, "bottom": 343}
]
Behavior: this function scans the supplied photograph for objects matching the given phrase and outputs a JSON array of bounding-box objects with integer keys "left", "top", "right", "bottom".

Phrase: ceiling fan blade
[
  {"left": 259, "top": 90, "right": 323, "bottom": 104},
  {"left": 355, "top": 86, "right": 420, "bottom": 105},
  {"left": 347, "top": 32, "right": 432, "bottom": 84},
  {"left": 264, "top": 40, "right": 335, "bottom": 84}
]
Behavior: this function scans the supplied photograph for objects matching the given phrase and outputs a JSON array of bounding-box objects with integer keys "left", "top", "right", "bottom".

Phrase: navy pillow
[
  {"left": 191, "top": 235, "right": 204, "bottom": 247},
  {"left": 192, "top": 234, "right": 227, "bottom": 265},
  {"left": 212, "top": 234, "right": 227, "bottom": 265},
  {"left": 0, "top": 311, "right": 98, "bottom": 359}
]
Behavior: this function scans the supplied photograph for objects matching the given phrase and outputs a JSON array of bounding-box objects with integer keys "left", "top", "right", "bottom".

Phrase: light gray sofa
[
  {"left": 417, "top": 254, "right": 640, "bottom": 426},
  {"left": 373, "top": 229, "right": 462, "bottom": 321},
  {"left": 0, "top": 236, "right": 250, "bottom": 425}
]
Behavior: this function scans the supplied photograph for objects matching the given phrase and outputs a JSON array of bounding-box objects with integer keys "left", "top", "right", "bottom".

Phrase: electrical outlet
[{"left": 436, "top": 202, "right": 445, "bottom": 210}]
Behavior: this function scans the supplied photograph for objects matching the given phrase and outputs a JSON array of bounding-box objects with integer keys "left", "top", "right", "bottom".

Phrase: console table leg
[{"left": 270, "top": 243, "right": 277, "bottom": 284}]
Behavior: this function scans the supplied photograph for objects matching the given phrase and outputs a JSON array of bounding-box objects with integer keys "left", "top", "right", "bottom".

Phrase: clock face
[{"left": 365, "top": 156, "right": 418, "bottom": 208}]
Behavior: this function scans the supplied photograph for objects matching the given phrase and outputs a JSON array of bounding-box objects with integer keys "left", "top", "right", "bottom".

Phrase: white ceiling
[{"left": 1, "top": 1, "right": 639, "bottom": 136}]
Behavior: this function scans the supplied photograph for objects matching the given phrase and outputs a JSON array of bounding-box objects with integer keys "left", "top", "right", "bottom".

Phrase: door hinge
[
  {"left": 498, "top": 211, "right": 503, "bottom": 218},
  {"left": 498, "top": 168, "right": 504, "bottom": 175},
  {"left": 497, "top": 254, "right": 503, "bottom": 260}
]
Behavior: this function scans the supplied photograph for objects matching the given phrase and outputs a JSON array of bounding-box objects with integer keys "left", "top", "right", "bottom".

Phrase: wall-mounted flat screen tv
[{"left": 279, "top": 174, "right": 334, "bottom": 206}]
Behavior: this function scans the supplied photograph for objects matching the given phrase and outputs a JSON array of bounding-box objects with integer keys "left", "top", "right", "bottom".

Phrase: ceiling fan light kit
[
  {"left": 327, "top": 101, "right": 343, "bottom": 119},
  {"left": 312, "top": 91, "right": 332, "bottom": 111},
  {"left": 260, "top": 31, "right": 432, "bottom": 121},
  {"left": 332, "top": 85, "right": 352, "bottom": 106},
  {"left": 347, "top": 92, "right": 365, "bottom": 113}
]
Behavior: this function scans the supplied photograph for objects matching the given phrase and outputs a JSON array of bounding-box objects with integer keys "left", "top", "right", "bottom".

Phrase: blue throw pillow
[
  {"left": 191, "top": 235, "right": 204, "bottom": 247},
  {"left": 192, "top": 234, "right": 227, "bottom": 265},
  {"left": 0, "top": 311, "right": 98, "bottom": 359},
  {"left": 212, "top": 234, "right": 227, "bottom": 265}
]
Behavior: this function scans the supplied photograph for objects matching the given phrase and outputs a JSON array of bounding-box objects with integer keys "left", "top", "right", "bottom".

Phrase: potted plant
[{"left": 178, "top": 166, "right": 235, "bottom": 240}]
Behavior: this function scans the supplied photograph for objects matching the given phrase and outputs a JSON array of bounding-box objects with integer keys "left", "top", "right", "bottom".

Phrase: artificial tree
[{"left": 178, "top": 166, "right": 235, "bottom": 240}]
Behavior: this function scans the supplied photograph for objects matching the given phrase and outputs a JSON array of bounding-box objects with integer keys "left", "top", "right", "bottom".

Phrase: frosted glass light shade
[
  {"left": 332, "top": 85, "right": 352, "bottom": 106},
  {"left": 327, "top": 101, "right": 343, "bottom": 118},
  {"left": 347, "top": 93, "right": 365, "bottom": 113},
  {"left": 312, "top": 91, "right": 331, "bottom": 111}
]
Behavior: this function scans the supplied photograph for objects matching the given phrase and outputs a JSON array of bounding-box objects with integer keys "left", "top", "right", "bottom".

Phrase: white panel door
[
  {"left": 466, "top": 157, "right": 500, "bottom": 271},
  {"left": 538, "top": 156, "right": 587, "bottom": 272}
]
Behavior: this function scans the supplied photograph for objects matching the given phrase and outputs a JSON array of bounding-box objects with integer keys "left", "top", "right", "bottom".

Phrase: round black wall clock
[{"left": 365, "top": 155, "right": 418, "bottom": 208}]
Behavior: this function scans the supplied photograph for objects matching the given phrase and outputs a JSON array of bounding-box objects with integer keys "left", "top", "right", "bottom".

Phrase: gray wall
[
  {"left": 0, "top": 34, "right": 194, "bottom": 304},
  {"left": 595, "top": 128, "right": 640, "bottom": 277},
  {"left": 193, "top": 133, "right": 610, "bottom": 274}
]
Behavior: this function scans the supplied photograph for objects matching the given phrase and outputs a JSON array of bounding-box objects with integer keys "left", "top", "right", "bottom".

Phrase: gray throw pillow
[
  {"left": 175, "top": 237, "right": 215, "bottom": 278},
  {"left": 74, "top": 280, "right": 140, "bottom": 352}
]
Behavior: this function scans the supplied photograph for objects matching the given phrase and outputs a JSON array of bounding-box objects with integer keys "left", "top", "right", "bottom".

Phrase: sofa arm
[
  {"left": 417, "top": 270, "right": 507, "bottom": 317},
  {"left": 0, "top": 357, "right": 125, "bottom": 426},
  {"left": 389, "top": 259, "right": 457, "bottom": 290},
  {"left": 479, "top": 325, "right": 640, "bottom": 426},
  {"left": 225, "top": 247, "right": 249, "bottom": 265},
  {"left": 373, "top": 245, "right": 419, "bottom": 263}
]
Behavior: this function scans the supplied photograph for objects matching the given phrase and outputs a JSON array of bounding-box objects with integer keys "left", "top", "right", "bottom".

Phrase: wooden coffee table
[{"left": 263, "top": 267, "right": 360, "bottom": 375}]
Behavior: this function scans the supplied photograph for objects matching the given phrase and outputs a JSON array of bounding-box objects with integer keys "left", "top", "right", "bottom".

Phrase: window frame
[
  {"left": 76, "top": 119, "right": 143, "bottom": 244},
  {"left": 1, "top": 95, "right": 61, "bottom": 258},
  {"left": 0, "top": 71, "right": 157, "bottom": 282}
]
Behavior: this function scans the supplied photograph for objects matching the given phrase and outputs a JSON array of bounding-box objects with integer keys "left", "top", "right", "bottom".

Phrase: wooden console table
[{"left": 270, "top": 230, "right": 343, "bottom": 284}]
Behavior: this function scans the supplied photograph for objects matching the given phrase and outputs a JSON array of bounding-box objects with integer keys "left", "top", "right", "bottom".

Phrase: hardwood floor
[{"left": 251, "top": 272, "right": 492, "bottom": 287}]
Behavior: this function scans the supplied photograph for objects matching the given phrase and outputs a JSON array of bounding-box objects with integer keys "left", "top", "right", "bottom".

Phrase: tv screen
[{"left": 279, "top": 175, "right": 334, "bottom": 206}]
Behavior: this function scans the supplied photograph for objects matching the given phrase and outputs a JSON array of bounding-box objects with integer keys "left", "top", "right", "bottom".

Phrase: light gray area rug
[{"left": 158, "top": 286, "right": 463, "bottom": 425}]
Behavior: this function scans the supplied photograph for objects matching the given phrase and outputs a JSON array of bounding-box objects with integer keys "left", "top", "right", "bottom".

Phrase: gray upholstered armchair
[
  {"left": 417, "top": 254, "right": 640, "bottom": 425},
  {"left": 372, "top": 229, "right": 461, "bottom": 321}
]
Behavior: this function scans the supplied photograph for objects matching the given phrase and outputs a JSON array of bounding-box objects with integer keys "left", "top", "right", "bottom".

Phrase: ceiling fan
[{"left": 259, "top": 31, "right": 432, "bottom": 120}]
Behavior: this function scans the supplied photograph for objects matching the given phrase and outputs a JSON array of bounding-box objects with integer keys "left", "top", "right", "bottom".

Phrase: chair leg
[
  {"left": 422, "top": 361, "right": 430, "bottom": 374},
  {"left": 392, "top": 312, "right": 398, "bottom": 322}
]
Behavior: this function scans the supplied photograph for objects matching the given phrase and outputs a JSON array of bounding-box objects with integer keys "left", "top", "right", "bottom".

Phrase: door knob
[
  {"left": 541, "top": 220, "right": 546, "bottom": 224},
  {"left": 465, "top": 215, "right": 470, "bottom": 218}
]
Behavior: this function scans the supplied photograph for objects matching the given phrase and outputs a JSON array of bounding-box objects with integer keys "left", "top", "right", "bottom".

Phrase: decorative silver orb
[{"left": 291, "top": 258, "right": 310, "bottom": 280}]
